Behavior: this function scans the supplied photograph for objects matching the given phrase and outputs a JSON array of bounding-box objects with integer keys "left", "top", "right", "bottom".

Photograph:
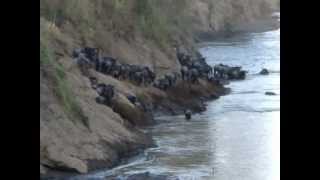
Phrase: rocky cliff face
[{"left": 40, "top": 0, "right": 279, "bottom": 177}]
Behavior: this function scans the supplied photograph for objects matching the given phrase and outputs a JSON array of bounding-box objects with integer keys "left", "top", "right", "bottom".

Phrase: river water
[{"left": 79, "top": 15, "right": 280, "bottom": 180}]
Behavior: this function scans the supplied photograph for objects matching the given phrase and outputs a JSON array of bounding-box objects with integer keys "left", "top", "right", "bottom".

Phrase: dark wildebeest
[
  {"left": 227, "top": 66, "right": 242, "bottom": 79},
  {"left": 158, "top": 78, "right": 170, "bottom": 90},
  {"left": 83, "top": 47, "right": 99, "bottom": 62},
  {"left": 128, "top": 65, "right": 140, "bottom": 82},
  {"left": 173, "top": 72, "right": 181, "bottom": 81},
  {"left": 185, "top": 109, "right": 192, "bottom": 120},
  {"left": 238, "top": 70, "right": 247, "bottom": 79},
  {"left": 133, "top": 71, "right": 144, "bottom": 85},
  {"left": 76, "top": 53, "right": 94, "bottom": 76},
  {"left": 72, "top": 48, "right": 82, "bottom": 58},
  {"left": 164, "top": 74, "right": 175, "bottom": 87},
  {"left": 199, "top": 64, "right": 213, "bottom": 79},
  {"left": 141, "top": 67, "right": 151, "bottom": 85},
  {"left": 96, "top": 83, "right": 115, "bottom": 106},
  {"left": 119, "top": 64, "right": 130, "bottom": 80},
  {"left": 181, "top": 66, "right": 189, "bottom": 81},
  {"left": 143, "top": 67, "right": 156, "bottom": 85},
  {"left": 77, "top": 47, "right": 100, "bottom": 70},
  {"left": 214, "top": 64, "right": 230, "bottom": 79},
  {"left": 127, "top": 95, "right": 137, "bottom": 105},
  {"left": 188, "top": 68, "right": 200, "bottom": 83},
  {"left": 97, "top": 57, "right": 116, "bottom": 74},
  {"left": 111, "top": 62, "right": 121, "bottom": 79}
]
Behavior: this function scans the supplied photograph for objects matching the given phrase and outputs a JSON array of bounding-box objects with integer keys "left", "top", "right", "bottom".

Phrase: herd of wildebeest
[{"left": 72, "top": 47, "right": 270, "bottom": 117}]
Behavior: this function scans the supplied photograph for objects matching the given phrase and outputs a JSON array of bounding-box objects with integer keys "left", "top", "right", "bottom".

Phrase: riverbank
[{"left": 40, "top": 71, "right": 229, "bottom": 179}]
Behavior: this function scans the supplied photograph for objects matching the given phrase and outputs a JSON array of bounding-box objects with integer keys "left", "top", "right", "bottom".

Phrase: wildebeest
[
  {"left": 72, "top": 48, "right": 82, "bottom": 58},
  {"left": 214, "top": 64, "right": 230, "bottom": 79},
  {"left": 181, "top": 66, "right": 189, "bottom": 81},
  {"left": 127, "top": 95, "right": 137, "bottom": 105},
  {"left": 83, "top": 47, "right": 99, "bottom": 63},
  {"left": 153, "top": 72, "right": 181, "bottom": 91},
  {"left": 153, "top": 78, "right": 170, "bottom": 91},
  {"left": 97, "top": 57, "right": 116, "bottom": 74},
  {"left": 214, "top": 64, "right": 247, "bottom": 80},
  {"left": 143, "top": 67, "right": 156, "bottom": 85},
  {"left": 111, "top": 62, "right": 121, "bottom": 79},
  {"left": 73, "top": 47, "right": 159, "bottom": 87},
  {"left": 74, "top": 47, "right": 100, "bottom": 67},
  {"left": 76, "top": 53, "right": 94, "bottom": 76},
  {"left": 96, "top": 83, "right": 115, "bottom": 106},
  {"left": 188, "top": 68, "right": 200, "bottom": 83},
  {"left": 259, "top": 68, "right": 269, "bottom": 75},
  {"left": 119, "top": 64, "right": 130, "bottom": 80},
  {"left": 185, "top": 109, "right": 192, "bottom": 120}
]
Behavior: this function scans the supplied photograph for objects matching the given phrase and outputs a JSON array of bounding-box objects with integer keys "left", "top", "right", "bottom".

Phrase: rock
[
  {"left": 40, "top": 165, "right": 47, "bottom": 175},
  {"left": 259, "top": 68, "right": 269, "bottom": 75},
  {"left": 265, "top": 91, "right": 276, "bottom": 96},
  {"left": 112, "top": 93, "right": 154, "bottom": 126},
  {"left": 44, "top": 147, "right": 88, "bottom": 174}
]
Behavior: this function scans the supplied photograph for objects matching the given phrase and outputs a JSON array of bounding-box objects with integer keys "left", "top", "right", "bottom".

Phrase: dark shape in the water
[
  {"left": 113, "top": 172, "right": 179, "bottom": 180},
  {"left": 260, "top": 68, "right": 269, "bottom": 75},
  {"left": 185, "top": 109, "right": 192, "bottom": 120},
  {"left": 213, "top": 64, "right": 247, "bottom": 80},
  {"left": 265, "top": 91, "right": 277, "bottom": 96}
]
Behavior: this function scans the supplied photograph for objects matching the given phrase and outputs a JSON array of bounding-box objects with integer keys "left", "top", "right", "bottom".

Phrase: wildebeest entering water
[
  {"left": 214, "top": 64, "right": 247, "bottom": 80},
  {"left": 185, "top": 109, "right": 192, "bottom": 120}
]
